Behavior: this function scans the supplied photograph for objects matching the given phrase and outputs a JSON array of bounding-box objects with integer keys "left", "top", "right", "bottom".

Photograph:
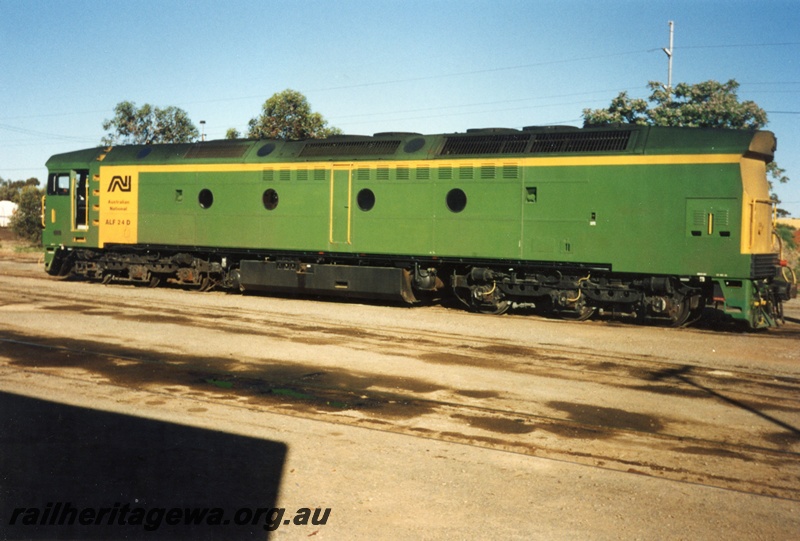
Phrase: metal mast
[{"left": 662, "top": 21, "right": 674, "bottom": 91}]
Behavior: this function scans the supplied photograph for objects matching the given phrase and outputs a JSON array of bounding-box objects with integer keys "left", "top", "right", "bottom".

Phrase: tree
[
  {"left": 246, "top": 89, "right": 341, "bottom": 140},
  {"left": 102, "top": 101, "right": 199, "bottom": 145},
  {"left": 10, "top": 184, "right": 44, "bottom": 244},
  {"left": 776, "top": 223, "right": 797, "bottom": 251},
  {"left": 0, "top": 177, "right": 39, "bottom": 203},
  {"left": 583, "top": 79, "right": 789, "bottom": 207},
  {"left": 583, "top": 80, "right": 767, "bottom": 128}
]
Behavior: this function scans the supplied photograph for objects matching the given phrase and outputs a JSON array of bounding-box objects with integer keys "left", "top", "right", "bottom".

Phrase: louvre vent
[
  {"left": 502, "top": 165, "right": 519, "bottom": 179},
  {"left": 184, "top": 143, "right": 250, "bottom": 159},
  {"left": 751, "top": 253, "right": 778, "bottom": 279},
  {"left": 298, "top": 139, "right": 401, "bottom": 157},
  {"left": 416, "top": 167, "right": 430, "bottom": 180},
  {"left": 396, "top": 167, "right": 410, "bottom": 180},
  {"left": 438, "top": 130, "right": 632, "bottom": 155},
  {"left": 356, "top": 168, "right": 370, "bottom": 181},
  {"left": 440, "top": 134, "right": 530, "bottom": 155},
  {"left": 529, "top": 130, "right": 631, "bottom": 153},
  {"left": 262, "top": 169, "right": 292, "bottom": 181}
]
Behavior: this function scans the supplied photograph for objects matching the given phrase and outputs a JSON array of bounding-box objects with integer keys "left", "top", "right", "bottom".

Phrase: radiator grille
[
  {"left": 298, "top": 140, "right": 401, "bottom": 157},
  {"left": 529, "top": 130, "right": 631, "bottom": 153},
  {"left": 440, "top": 134, "right": 530, "bottom": 155},
  {"left": 751, "top": 253, "right": 778, "bottom": 279},
  {"left": 184, "top": 143, "right": 250, "bottom": 159},
  {"left": 439, "top": 130, "right": 633, "bottom": 156}
]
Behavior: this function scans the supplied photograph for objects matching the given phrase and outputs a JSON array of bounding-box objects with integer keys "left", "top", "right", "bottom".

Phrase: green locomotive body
[{"left": 43, "top": 125, "right": 794, "bottom": 328}]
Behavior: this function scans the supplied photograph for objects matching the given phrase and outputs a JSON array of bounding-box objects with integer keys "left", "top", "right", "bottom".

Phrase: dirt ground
[{"left": 0, "top": 240, "right": 798, "bottom": 540}]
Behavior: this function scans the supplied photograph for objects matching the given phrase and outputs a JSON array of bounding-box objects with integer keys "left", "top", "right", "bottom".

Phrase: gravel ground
[{"left": 0, "top": 248, "right": 798, "bottom": 540}]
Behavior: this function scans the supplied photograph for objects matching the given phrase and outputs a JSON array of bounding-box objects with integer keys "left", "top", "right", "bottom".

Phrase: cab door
[
  {"left": 44, "top": 171, "right": 71, "bottom": 236},
  {"left": 73, "top": 169, "right": 89, "bottom": 230},
  {"left": 330, "top": 165, "right": 352, "bottom": 245}
]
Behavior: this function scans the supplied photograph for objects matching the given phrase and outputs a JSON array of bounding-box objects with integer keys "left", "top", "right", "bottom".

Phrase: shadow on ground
[{"left": 0, "top": 392, "right": 286, "bottom": 540}]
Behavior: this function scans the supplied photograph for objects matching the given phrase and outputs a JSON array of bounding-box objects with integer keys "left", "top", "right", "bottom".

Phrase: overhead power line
[
  {"left": 678, "top": 41, "right": 800, "bottom": 49},
  {"left": 0, "top": 122, "right": 92, "bottom": 143},
  {"left": 649, "top": 41, "right": 800, "bottom": 52}
]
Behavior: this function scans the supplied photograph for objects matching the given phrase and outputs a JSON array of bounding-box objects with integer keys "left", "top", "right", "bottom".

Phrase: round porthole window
[
  {"left": 446, "top": 188, "right": 467, "bottom": 213},
  {"left": 403, "top": 137, "right": 425, "bottom": 153},
  {"left": 357, "top": 188, "right": 375, "bottom": 211},
  {"left": 198, "top": 189, "right": 214, "bottom": 209},
  {"left": 257, "top": 143, "right": 276, "bottom": 157},
  {"left": 263, "top": 188, "right": 279, "bottom": 210}
]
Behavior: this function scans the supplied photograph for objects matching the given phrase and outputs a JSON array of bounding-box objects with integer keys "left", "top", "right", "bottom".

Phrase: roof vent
[
  {"left": 529, "top": 130, "right": 632, "bottom": 153},
  {"left": 439, "top": 133, "right": 530, "bottom": 155},
  {"left": 184, "top": 142, "right": 250, "bottom": 159},
  {"left": 298, "top": 140, "right": 401, "bottom": 157}
]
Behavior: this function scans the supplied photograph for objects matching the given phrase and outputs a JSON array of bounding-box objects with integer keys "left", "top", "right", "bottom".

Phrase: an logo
[{"left": 108, "top": 175, "right": 132, "bottom": 192}]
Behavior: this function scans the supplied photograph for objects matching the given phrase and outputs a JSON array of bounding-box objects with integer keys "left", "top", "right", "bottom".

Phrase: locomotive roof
[{"left": 46, "top": 125, "right": 775, "bottom": 170}]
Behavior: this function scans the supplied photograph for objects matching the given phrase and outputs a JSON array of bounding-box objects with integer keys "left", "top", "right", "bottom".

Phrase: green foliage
[
  {"left": 583, "top": 78, "right": 789, "bottom": 203},
  {"left": 225, "top": 128, "right": 241, "bottom": 140},
  {"left": 102, "top": 101, "right": 199, "bottom": 145},
  {"left": 247, "top": 89, "right": 341, "bottom": 140},
  {"left": 776, "top": 224, "right": 797, "bottom": 251},
  {"left": 583, "top": 80, "right": 768, "bottom": 129},
  {"left": 0, "top": 177, "right": 40, "bottom": 203},
  {"left": 1, "top": 176, "right": 43, "bottom": 244},
  {"left": 10, "top": 185, "right": 44, "bottom": 244}
]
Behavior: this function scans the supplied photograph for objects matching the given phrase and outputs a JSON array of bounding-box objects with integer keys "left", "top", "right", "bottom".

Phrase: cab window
[{"left": 47, "top": 173, "right": 70, "bottom": 196}]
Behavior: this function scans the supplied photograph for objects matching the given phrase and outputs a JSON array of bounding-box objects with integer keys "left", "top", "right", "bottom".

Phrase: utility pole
[{"left": 662, "top": 21, "right": 674, "bottom": 92}]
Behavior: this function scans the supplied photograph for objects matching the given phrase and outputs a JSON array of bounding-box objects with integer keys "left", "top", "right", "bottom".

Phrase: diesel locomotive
[{"left": 42, "top": 125, "right": 796, "bottom": 328}]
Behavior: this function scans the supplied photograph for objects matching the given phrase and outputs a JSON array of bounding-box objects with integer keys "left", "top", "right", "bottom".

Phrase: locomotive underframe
[
  {"left": 450, "top": 265, "right": 706, "bottom": 326},
  {"left": 46, "top": 243, "right": 787, "bottom": 328}
]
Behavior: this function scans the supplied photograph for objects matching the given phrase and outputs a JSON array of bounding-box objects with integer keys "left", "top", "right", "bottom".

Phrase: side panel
[
  {"left": 430, "top": 162, "right": 522, "bottom": 259},
  {"left": 98, "top": 166, "right": 139, "bottom": 247},
  {"left": 137, "top": 166, "right": 332, "bottom": 252},
  {"left": 521, "top": 166, "right": 592, "bottom": 262},
  {"left": 521, "top": 162, "right": 747, "bottom": 276},
  {"left": 194, "top": 170, "right": 262, "bottom": 248},
  {"left": 739, "top": 157, "right": 773, "bottom": 255},
  {"left": 330, "top": 166, "right": 352, "bottom": 245},
  {"left": 348, "top": 166, "right": 435, "bottom": 256},
  {"left": 137, "top": 171, "right": 197, "bottom": 246}
]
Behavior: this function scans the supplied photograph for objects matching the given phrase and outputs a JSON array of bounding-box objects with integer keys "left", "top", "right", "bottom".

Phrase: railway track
[{"left": 1, "top": 268, "right": 799, "bottom": 501}]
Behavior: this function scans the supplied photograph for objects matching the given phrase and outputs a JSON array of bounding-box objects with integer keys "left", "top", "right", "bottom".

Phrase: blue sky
[{"left": 2, "top": 0, "right": 799, "bottom": 216}]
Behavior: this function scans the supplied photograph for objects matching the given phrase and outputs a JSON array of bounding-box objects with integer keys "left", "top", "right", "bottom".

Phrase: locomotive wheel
[
  {"left": 667, "top": 298, "right": 692, "bottom": 327},
  {"left": 684, "top": 303, "right": 706, "bottom": 327},
  {"left": 477, "top": 299, "right": 511, "bottom": 315},
  {"left": 556, "top": 306, "right": 596, "bottom": 321}
]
